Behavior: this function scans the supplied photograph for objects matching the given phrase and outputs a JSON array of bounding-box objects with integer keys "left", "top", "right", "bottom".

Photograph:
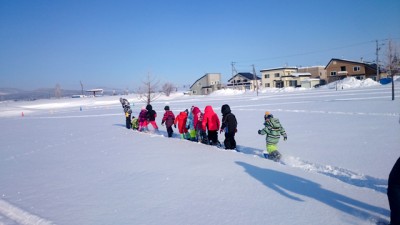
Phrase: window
[
  {"left": 265, "top": 83, "right": 270, "bottom": 87},
  {"left": 353, "top": 66, "right": 360, "bottom": 71},
  {"left": 330, "top": 71, "right": 337, "bottom": 76},
  {"left": 289, "top": 80, "right": 297, "bottom": 87},
  {"left": 264, "top": 74, "right": 270, "bottom": 78},
  {"left": 274, "top": 73, "right": 280, "bottom": 78},
  {"left": 340, "top": 66, "right": 346, "bottom": 71}
]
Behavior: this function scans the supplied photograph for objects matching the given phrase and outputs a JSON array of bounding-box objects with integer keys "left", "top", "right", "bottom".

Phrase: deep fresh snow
[{"left": 0, "top": 78, "right": 399, "bottom": 225}]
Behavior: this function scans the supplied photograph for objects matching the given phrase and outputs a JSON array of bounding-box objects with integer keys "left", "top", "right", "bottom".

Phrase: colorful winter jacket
[
  {"left": 175, "top": 111, "right": 188, "bottom": 134},
  {"left": 138, "top": 109, "right": 148, "bottom": 123},
  {"left": 259, "top": 117, "right": 287, "bottom": 144},
  {"left": 162, "top": 110, "right": 175, "bottom": 128},
  {"left": 187, "top": 106, "right": 201, "bottom": 130},
  {"left": 131, "top": 118, "right": 139, "bottom": 129},
  {"left": 202, "top": 105, "right": 220, "bottom": 132}
]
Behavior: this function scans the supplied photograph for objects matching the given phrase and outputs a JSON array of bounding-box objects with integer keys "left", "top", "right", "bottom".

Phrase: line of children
[{"left": 126, "top": 102, "right": 288, "bottom": 161}]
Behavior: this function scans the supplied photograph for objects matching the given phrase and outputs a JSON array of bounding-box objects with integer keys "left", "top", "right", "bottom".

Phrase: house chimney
[{"left": 360, "top": 57, "right": 363, "bottom": 63}]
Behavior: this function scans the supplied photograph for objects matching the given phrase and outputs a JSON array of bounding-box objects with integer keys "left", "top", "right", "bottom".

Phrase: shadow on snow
[{"left": 235, "top": 161, "right": 389, "bottom": 223}]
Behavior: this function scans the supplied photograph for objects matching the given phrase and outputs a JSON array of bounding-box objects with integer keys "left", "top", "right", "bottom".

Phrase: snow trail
[{"left": 0, "top": 200, "right": 54, "bottom": 225}]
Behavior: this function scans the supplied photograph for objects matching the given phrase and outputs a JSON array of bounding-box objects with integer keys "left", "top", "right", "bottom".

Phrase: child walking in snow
[
  {"left": 202, "top": 105, "right": 220, "bottom": 146},
  {"left": 138, "top": 106, "right": 148, "bottom": 132},
  {"left": 131, "top": 116, "right": 139, "bottom": 130},
  {"left": 258, "top": 111, "right": 287, "bottom": 161},
  {"left": 146, "top": 104, "right": 159, "bottom": 132},
  {"left": 161, "top": 106, "right": 175, "bottom": 137},
  {"left": 125, "top": 108, "right": 132, "bottom": 129},
  {"left": 175, "top": 109, "right": 189, "bottom": 139},
  {"left": 187, "top": 106, "right": 201, "bottom": 141},
  {"left": 220, "top": 104, "right": 237, "bottom": 150}
]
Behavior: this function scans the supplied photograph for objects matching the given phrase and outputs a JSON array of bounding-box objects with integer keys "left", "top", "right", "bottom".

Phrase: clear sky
[{"left": 1, "top": 0, "right": 399, "bottom": 90}]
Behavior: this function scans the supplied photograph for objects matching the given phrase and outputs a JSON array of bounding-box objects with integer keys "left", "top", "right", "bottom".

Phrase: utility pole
[
  {"left": 252, "top": 64, "right": 259, "bottom": 96},
  {"left": 231, "top": 62, "right": 237, "bottom": 89},
  {"left": 376, "top": 40, "right": 380, "bottom": 80}
]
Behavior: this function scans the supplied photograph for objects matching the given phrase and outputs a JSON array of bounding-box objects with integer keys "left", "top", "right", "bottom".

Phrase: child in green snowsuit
[
  {"left": 258, "top": 111, "right": 287, "bottom": 161},
  {"left": 131, "top": 116, "right": 139, "bottom": 130}
]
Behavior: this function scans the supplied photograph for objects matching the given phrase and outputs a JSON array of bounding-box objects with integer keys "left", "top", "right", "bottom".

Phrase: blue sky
[{"left": 1, "top": 0, "right": 399, "bottom": 90}]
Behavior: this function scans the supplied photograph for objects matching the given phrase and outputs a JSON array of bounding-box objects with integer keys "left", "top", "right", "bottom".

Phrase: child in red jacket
[
  {"left": 174, "top": 109, "right": 189, "bottom": 139},
  {"left": 161, "top": 106, "right": 175, "bottom": 137},
  {"left": 202, "top": 105, "right": 220, "bottom": 145}
]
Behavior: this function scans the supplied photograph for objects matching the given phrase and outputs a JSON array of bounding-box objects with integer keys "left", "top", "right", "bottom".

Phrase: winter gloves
[
  {"left": 284, "top": 136, "right": 287, "bottom": 141},
  {"left": 258, "top": 130, "right": 262, "bottom": 134}
]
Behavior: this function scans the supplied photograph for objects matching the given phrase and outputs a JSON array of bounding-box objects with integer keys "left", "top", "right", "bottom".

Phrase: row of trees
[{"left": 53, "top": 74, "right": 177, "bottom": 104}]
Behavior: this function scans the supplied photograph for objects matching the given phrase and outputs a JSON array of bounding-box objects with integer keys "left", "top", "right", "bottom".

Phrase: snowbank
[{"left": 321, "top": 77, "right": 381, "bottom": 90}]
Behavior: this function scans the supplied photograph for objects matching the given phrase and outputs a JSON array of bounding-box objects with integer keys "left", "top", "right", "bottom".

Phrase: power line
[{"left": 234, "top": 38, "right": 398, "bottom": 64}]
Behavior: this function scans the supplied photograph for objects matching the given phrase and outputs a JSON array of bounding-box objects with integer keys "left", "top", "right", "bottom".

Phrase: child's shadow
[{"left": 235, "top": 161, "right": 389, "bottom": 223}]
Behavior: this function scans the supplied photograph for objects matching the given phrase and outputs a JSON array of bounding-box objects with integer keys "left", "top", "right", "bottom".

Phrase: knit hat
[
  {"left": 141, "top": 106, "right": 146, "bottom": 110},
  {"left": 264, "top": 111, "right": 273, "bottom": 119},
  {"left": 164, "top": 105, "right": 170, "bottom": 110}
]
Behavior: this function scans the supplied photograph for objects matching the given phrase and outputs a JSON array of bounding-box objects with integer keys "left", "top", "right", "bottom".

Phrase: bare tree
[
  {"left": 55, "top": 83, "right": 62, "bottom": 99},
  {"left": 162, "top": 82, "right": 176, "bottom": 97},
  {"left": 136, "top": 74, "right": 161, "bottom": 105},
  {"left": 386, "top": 39, "right": 399, "bottom": 100}
]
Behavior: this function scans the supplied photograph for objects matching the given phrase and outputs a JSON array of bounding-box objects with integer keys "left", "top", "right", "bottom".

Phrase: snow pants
[
  {"left": 139, "top": 121, "right": 148, "bottom": 132},
  {"left": 166, "top": 126, "right": 173, "bottom": 137},
  {"left": 265, "top": 143, "right": 278, "bottom": 154},
  {"left": 126, "top": 117, "right": 131, "bottom": 129},
  {"left": 224, "top": 132, "right": 236, "bottom": 149},
  {"left": 148, "top": 120, "right": 158, "bottom": 130},
  {"left": 207, "top": 130, "right": 219, "bottom": 145}
]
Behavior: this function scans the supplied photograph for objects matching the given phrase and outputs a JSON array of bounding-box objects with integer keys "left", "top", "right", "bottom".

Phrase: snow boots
[{"left": 264, "top": 151, "right": 281, "bottom": 162}]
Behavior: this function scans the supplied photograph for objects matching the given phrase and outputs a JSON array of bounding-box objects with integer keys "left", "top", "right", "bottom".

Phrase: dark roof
[
  {"left": 190, "top": 74, "right": 207, "bottom": 89},
  {"left": 228, "top": 72, "right": 261, "bottom": 82},
  {"left": 260, "top": 67, "right": 298, "bottom": 72},
  {"left": 325, "top": 58, "right": 377, "bottom": 71}
]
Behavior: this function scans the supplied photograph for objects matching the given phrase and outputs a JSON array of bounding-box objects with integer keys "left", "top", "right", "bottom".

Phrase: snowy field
[{"left": 0, "top": 78, "right": 399, "bottom": 225}]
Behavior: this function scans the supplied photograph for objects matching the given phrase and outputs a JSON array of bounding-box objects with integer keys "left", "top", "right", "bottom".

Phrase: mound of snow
[
  {"left": 321, "top": 77, "right": 381, "bottom": 89},
  {"left": 210, "top": 89, "right": 245, "bottom": 96}
]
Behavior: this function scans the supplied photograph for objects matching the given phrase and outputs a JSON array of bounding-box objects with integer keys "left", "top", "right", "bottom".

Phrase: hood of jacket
[
  {"left": 221, "top": 104, "right": 231, "bottom": 115},
  {"left": 146, "top": 104, "right": 152, "bottom": 111},
  {"left": 204, "top": 105, "right": 215, "bottom": 114}
]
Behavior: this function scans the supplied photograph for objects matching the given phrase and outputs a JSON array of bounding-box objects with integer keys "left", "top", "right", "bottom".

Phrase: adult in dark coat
[
  {"left": 220, "top": 104, "right": 237, "bottom": 150},
  {"left": 388, "top": 157, "right": 400, "bottom": 225}
]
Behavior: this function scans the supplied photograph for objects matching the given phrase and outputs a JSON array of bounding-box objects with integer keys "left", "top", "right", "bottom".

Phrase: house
[
  {"left": 260, "top": 67, "right": 298, "bottom": 88},
  {"left": 298, "top": 66, "right": 327, "bottom": 85},
  {"left": 190, "top": 73, "right": 222, "bottom": 95},
  {"left": 227, "top": 72, "right": 261, "bottom": 91},
  {"left": 301, "top": 78, "right": 321, "bottom": 88},
  {"left": 283, "top": 72, "right": 313, "bottom": 87},
  {"left": 325, "top": 58, "right": 378, "bottom": 83}
]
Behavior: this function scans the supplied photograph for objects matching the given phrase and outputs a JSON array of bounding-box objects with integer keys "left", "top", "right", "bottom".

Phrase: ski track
[
  {"left": 13, "top": 109, "right": 392, "bottom": 194},
  {"left": 131, "top": 128, "right": 388, "bottom": 194},
  {"left": 0, "top": 200, "right": 54, "bottom": 225}
]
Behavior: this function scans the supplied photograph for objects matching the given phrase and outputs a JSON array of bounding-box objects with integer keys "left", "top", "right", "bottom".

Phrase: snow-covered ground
[{"left": 0, "top": 78, "right": 399, "bottom": 225}]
